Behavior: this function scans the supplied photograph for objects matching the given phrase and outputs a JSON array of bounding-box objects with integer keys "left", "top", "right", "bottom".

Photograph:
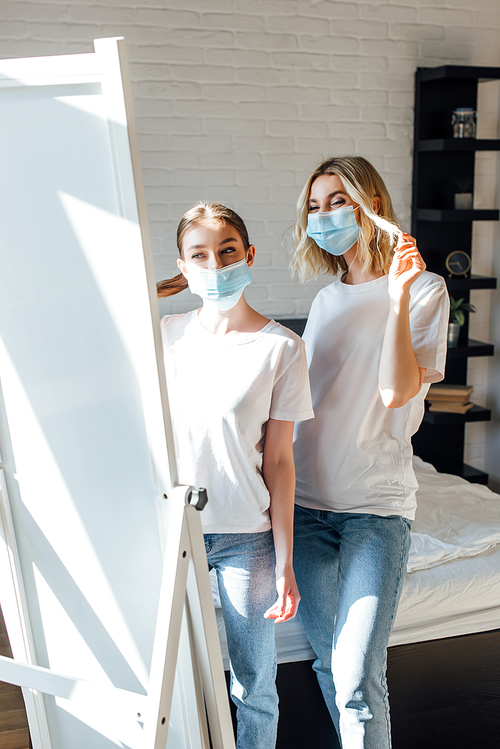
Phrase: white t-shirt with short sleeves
[
  {"left": 293, "top": 271, "right": 449, "bottom": 520},
  {"left": 161, "top": 311, "right": 314, "bottom": 534}
]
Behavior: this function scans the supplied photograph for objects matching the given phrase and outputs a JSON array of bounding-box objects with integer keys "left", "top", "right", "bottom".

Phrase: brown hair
[
  {"left": 157, "top": 202, "right": 251, "bottom": 298},
  {"left": 290, "top": 156, "right": 401, "bottom": 282}
]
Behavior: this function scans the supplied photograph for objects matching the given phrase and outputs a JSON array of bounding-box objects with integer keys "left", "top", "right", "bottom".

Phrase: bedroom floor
[
  {"left": 0, "top": 606, "right": 30, "bottom": 749},
  {"left": 388, "top": 630, "right": 500, "bottom": 749}
]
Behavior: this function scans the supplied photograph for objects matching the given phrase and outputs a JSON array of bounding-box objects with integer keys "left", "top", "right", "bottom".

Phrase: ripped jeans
[{"left": 293, "top": 506, "right": 412, "bottom": 749}]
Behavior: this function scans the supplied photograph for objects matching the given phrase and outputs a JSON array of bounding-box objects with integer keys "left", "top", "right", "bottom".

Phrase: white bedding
[
  {"left": 213, "top": 458, "right": 500, "bottom": 668},
  {"left": 408, "top": 457, "right": 500, "bottom": 572}
]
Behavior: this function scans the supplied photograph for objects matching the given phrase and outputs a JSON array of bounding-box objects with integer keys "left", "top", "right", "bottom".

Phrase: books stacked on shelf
[{"left": 425, "top": 384, "right": 474, "bottom": 414}]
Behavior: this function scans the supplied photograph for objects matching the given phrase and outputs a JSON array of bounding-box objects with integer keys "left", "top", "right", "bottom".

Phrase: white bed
[{"left": 213, "top": 456, "right": 500, "bottom": 667}]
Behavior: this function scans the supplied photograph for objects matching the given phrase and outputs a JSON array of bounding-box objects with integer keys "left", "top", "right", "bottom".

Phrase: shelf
[
  {"left": 446, "top": 275, "right": 497, "bottom": 291},
  {"left": 417, "top": 209, "right": 499, "bottom": 222},
  {"left": 447, "top": 339, "right": 494, "bottom": 358},
  {"left": 418, "top": 65, "right": 500, "bottom": 83},
  {"left": 423, "top": 404, "right": 491, "bottom": 425},
  {"left": 419, "top": 139, "right": 500, "bottom": 152}
]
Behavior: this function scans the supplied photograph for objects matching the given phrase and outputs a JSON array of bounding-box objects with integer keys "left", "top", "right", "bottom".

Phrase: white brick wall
[{"left": 0, "top": 0, "right": 499, "bottom": 479}]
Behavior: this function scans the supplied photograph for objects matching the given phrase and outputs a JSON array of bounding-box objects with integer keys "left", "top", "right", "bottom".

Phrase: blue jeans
[
  {"left": 293, "top": 506, "right": 412, "bottom": 749},
  {"left": 205, "top": 530, "right": 278, "bottom": 749}
]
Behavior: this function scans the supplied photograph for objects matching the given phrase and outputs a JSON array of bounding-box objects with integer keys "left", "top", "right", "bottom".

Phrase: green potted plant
[
  {"left": 454, "top": 178, "right": 473, "bottom": 210},
  {"left": 448, "top": 295, "right": 476, "bottom": 347}
]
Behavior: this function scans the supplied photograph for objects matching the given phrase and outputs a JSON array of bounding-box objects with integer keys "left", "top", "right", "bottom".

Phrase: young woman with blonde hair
[
  {"left": 290, "top": 156, "right": 449, "bottom": 749},
  {"left": 158, "top": 201, "right": 313, "bottom": 748}
]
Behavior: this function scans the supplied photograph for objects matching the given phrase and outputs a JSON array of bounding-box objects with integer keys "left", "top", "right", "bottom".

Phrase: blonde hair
[
  {"left": 157, "top": 202, "right": 251, "bottom": 298},
  {"left": 290, "top": 156, "right": 402, "bottom": 282}
]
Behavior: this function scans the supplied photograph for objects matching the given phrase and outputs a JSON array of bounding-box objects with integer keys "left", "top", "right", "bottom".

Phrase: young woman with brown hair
[{"left": 158, "top": 201, "right": 313, "bottom": 749}]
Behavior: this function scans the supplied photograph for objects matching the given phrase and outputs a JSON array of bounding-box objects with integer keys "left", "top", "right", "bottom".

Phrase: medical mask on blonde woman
[{"left": 306, "top": 205, "right": 360, "bottom": 256}]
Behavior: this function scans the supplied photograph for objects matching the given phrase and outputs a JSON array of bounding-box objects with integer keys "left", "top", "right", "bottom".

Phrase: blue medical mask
[
  {"left": 306, "top": 205, "right": 360, "bottom": 256},
  {"left": 186, "top": 258, "right": 252, "bottom": 310}
]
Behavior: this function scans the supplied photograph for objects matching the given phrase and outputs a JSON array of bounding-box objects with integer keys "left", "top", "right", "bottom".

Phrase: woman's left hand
[
  {"left": 388, "top": 233, "right": 426, "bottom": 301},
  {"left": 264, "top": 569, "right": 300, "bottom": 623}
]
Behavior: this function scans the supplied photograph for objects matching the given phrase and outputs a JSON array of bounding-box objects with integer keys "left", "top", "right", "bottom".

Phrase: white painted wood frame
[{"left": 0, "top": 37, "right": 233, "bottom": 749}]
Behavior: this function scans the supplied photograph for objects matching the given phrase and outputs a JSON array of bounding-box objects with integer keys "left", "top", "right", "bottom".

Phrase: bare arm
[
  {"left": 379, "top": 234, "right": 427, "bottom": 408},
  {"left": 261, "top": 418, "right": 300, "bottom": 623}
]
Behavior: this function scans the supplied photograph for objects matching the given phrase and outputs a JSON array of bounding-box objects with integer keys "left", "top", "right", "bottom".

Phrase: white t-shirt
[
  {"left": 293, "top": 271, "right": 449, "bottom": 520},
  {"left": 161, "top": 311, "right": 314, "bottom": 533}
]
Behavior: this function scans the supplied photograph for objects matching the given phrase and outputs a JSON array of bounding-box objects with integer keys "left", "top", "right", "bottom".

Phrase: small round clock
[{"left": 445, "top": 250, "right": 471, "bottom": 277}]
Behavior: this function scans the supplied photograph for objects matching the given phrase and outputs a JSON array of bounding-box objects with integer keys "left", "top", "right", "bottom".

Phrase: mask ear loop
[{"left": 344, "top": 250, "right": 358, "bottom": 282}]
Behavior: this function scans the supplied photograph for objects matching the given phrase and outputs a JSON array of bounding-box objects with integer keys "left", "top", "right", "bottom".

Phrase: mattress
[{"left": 213, "top": 457, "right": 500, "bottom": 668}]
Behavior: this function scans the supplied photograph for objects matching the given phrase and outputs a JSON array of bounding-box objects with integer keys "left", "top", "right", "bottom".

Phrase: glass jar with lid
[{"left": 451, "top": 108, "right": 477, "bottom": 138}]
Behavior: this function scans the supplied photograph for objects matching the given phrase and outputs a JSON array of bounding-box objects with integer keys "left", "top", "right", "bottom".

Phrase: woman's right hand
[{"left": 388, "top": 233, "right": 426, "bottom": 302}]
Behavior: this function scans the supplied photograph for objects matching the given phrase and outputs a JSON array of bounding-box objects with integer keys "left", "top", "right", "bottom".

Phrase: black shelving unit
[
  {"left": 446, "top": 274, "right": 496, "bottom": 291},
  {"left": 411, "top": 65, "right": 500, "bottom": 484},
  {"left": 418, "top": 138, "right": 500, "bottom": 151}
]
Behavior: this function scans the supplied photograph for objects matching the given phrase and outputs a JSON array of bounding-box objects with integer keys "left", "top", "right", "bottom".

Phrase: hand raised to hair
[{"left": 388, "top": 233, "right": 426, "bottom": 301}]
